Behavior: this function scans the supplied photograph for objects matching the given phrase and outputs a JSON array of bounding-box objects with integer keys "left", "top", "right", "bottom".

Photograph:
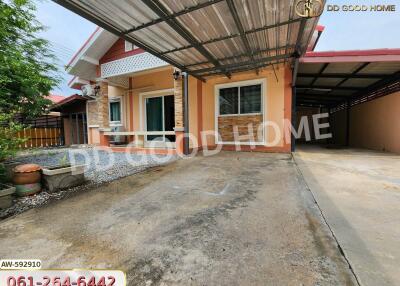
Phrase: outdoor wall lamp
[
  {"left": 173, "top": 70, "right": 181, "bottom": 80},
  {"left": 94, "top": 85, "right": 101, "bottom": 96}
]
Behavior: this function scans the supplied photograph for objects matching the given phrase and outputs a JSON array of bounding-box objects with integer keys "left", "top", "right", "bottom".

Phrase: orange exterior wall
[
  {"left": 106, "top": 63, "right": 292, "bottom": 153},
  {"left": 349, "top": 91, "right": 400, "bottom": 153},
  {"left": 200, "top": 63, "right": 292, "bottom": 152},
  {"left": 130, "top": 68, "right": 175, "bottom": 132}
]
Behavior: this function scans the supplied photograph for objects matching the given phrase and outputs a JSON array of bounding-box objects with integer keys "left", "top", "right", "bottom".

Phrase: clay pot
[
  {"left": 15, "top": 183, "right": 41, "bottom": 197},
  {"left": 13, "top": 164, "right": 42, "bottom": 185}
]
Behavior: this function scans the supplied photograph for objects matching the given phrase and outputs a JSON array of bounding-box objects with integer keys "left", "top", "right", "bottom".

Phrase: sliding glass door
[{"left": 145, "top": 95, "right": 175, "bottom": 146}]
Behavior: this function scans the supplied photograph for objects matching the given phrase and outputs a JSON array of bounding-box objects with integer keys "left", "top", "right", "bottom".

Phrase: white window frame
[
  {"left": 124, "top": 41, "right": 136, "bottom": 52},
  {"left": 139, "top": 89, "right": 175, "bottom": 148},
  {"left": 215, "top": 78, "right": 266, "bottom": 145},
  {"left": 109, "top": 96, "right": 123, "bottom": 127}
]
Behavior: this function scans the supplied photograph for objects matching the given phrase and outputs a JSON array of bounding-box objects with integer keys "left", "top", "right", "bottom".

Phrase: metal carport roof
[
  {"left": 53, "top": 0, "right": 323, "bottom": 81},
  {"left": 296, "top": 49, "right": 400, "bottom": 109}
]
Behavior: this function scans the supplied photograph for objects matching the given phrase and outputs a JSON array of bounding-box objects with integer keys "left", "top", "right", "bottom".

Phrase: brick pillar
[
  {"left": 174, "top": 70, "right": 183, "bottom": 129},
  {"left": 97, "top": 80, "right": 110, "bottom": 147},
  {"left": 98, "top": 80, "right": 109, "bottom": 129},
  {"left": 173, "top": 70, "right": 184, "bottom": 155}
]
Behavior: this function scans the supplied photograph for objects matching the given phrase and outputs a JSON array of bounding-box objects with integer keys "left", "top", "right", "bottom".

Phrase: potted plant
[{"left": 41, "top": 154, "right": 86, "bottom": 192}]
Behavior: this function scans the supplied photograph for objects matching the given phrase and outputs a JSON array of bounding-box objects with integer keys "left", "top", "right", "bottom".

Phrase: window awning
[{"left": 54, "top": 0, "right": 323, "bottom": 81}]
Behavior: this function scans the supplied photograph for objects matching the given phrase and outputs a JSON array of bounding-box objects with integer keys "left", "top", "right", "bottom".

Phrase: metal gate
[{"left": 66, "top": 113, "right": 88, "bottom": 145}]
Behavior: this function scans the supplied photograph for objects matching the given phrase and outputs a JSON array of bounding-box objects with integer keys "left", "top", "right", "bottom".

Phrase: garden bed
[{"left": 0, "top": 147, "right": 177, "bottom": 219}]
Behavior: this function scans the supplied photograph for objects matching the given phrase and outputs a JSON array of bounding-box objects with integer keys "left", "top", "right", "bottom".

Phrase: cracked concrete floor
[{"left": 0, "top": 152, "right": 356, "bottom": 285}]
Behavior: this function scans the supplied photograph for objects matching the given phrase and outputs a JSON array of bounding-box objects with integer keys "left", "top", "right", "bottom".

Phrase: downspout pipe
[
  {"left": 183, "top": 72, "right": 189, "bottom": 155},
  {"left": 291, "top": 52, "right": 301, "bottom": 152}
]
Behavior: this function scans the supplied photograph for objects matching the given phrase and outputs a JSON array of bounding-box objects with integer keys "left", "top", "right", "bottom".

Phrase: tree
[{"left": 0, "top": 0, "right": 60, "bottom": 161}]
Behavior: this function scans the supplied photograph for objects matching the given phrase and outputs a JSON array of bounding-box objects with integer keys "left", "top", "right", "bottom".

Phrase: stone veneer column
[
  {"left": 97, "top": 80, "right": 110, "bottom": 146},
  {"left": 173, "top": 70, "right": 184, "bottom": 155}
]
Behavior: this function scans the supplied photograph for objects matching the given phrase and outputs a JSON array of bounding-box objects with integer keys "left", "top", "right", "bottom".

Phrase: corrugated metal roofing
[
  {"left": 296, "top": 51, "right": 400, "bottom": 108},
  {"left": 54, "top": 0, "right": 323, "bottom": 80}
]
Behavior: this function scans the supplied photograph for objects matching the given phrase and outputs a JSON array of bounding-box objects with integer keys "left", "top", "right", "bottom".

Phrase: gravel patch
[{"left": 0, "top": 147, "right": 178, "bottom": 219}]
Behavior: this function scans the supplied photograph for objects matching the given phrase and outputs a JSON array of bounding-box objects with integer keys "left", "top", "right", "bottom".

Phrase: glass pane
[
  {"left": 164, "top": 95, "right": 175, "bottom": 142},
  {"left": 219, "top": 87, "right": 238, "bottom": 115},
  {"left": 146, "top": 97, "right": 163, "bottom": 141},
  {"left": 240, "top": 84, "right": 261, "bottom": 114},
  {"left": 110, "top": 101, "right": 121, "bottom": 121}
]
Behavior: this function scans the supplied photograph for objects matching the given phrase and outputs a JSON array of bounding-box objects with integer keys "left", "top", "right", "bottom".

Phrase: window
[
  {"left": 109, "top": 98, "right": 121, "bottom": 124},
  {"left": 240, "top": 85, "right": 261, "bottom": 114},
  {"left": 219, "top": 87, "right": 238, "bottom": 115},
  {"left": 218, "top": 83, "right": 262, "bottom": 115},
  {"left": 124, "top": 41, "right": 137, "bottom": 52}
]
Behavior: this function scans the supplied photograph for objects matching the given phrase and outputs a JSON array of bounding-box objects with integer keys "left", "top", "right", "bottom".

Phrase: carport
[
  {"left": 53, "top": 0, "right": 325, "bottom": 153},
  {"left": 294, "top": 49, "right": 400, "bottom": 152}
]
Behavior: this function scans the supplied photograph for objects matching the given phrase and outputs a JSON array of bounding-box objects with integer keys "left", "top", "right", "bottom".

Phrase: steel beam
[
  {"left": 328, "top": 62, "right": 370, "bottom": 93},
  {"left": 197, "top": 60, "right": 287, "bottom": 77},
  {"left": 123, "top": 0, "right": 224, "bottom": 34},
  {"left": 184, "top": 45, "right": 295, "bottom": 69},
  {"left": 291, "top": 86, "right": 296, "bottom": 152},
  {"left": 298, "top": 73, "right": 387, "bottom": 79},
  {"left": 297, "top": 94, "right": 348, "bottom": 101},
  {"left": 160, "top": 18, "right": 302, "bottom": 55},
  {"left": 183, "top": 72, "right": 189, "bottom": 155},
  {"left": 52, "top": 0, "right": 205, "bottom": 82},
  {"left": 193, "top": 53, "right": 292, "bottom": 75},
  {"left": 226, "top": 0, "right": 257, "bottom": 72},
  {"left": 346, "top": 100, "right": 350, "bottom": 146},
  {"left": 349, "top": 71, "right": 400, "bottom": 100},
  {"left": 142, "top": 0, "right": 230, "bottom": 77},
  {"left": 297, "top": 85, "right": 362, "bottom": 91},
  {"left": 310, "top": 63, "right": 329, "bottom": 87}
]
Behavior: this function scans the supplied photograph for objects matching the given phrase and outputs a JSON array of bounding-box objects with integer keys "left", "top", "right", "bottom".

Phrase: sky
[{"left": 34, "top": 0, "right": 400, "bottom": 96}]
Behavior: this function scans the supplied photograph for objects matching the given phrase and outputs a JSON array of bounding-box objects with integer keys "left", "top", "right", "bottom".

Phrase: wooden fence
[
  {"left": 13, "top": 114, "right": 64, "bottom": 149},
  {"left": 16, "top": 127, "right": 63, "bottom": 148}
]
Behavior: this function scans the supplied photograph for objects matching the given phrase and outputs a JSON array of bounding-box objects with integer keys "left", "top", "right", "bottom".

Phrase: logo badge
[{"left": 295, "top": 0, "right": 324, "bottom": 18}]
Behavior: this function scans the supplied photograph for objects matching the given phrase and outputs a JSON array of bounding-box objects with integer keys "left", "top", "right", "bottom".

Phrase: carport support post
[
  {"left": 291, "top": 86, "right": 297, "bottom": 152},
  {"left": 346, "top": 100, "right": 350, "bottom": 146},
  {"left": 183, "top": 72, "right": 189, "bottom": 155},
  {"left": 291, "top": 55, "right": 300, "bottom": 152}
]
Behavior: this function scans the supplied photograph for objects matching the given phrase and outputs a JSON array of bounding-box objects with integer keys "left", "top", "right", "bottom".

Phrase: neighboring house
[
  {"left": 51, "top": 95, "right": 89, "bottom": 146},
  {"left": 61, "top": 1, "right": 400, "bottom": 154}
]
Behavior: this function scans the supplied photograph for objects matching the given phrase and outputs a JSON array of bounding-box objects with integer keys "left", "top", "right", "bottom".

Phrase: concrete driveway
[
  {"left": 0, "top": 152, "right": 355, "bottom": 285},
  {"left": 294, "top": 146, "right": 400, "bottom": 286}
]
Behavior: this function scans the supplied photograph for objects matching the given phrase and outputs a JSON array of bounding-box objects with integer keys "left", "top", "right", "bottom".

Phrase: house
[
  {"left": 51, "top": 94, "right": 89, "bottom": 146},
  {"left": 59, "top": 0, "right": 400, "bottom": 154}
]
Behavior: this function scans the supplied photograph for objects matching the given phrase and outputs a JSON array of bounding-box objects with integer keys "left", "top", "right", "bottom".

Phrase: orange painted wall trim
[
  {"left": 197, "top": 79, "right": 203, "bottom": 147},
  {"left": 200, "top": 145, "right": 292, "bottom": 153},
  {"left": 283, "top": 65, "right": 293, "bottom": 152},
  {"left": 175, "top": 131, "right": 185, "bottom": 156}
]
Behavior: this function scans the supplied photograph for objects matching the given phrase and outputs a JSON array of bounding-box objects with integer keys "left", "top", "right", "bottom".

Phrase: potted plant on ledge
[{"left": 41, "top": 154, "right": 86, "bottom": 192}]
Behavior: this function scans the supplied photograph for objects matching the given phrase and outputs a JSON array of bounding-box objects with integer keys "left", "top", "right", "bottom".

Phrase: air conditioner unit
[{"left": 81, "top": 84, "right": 96, "bottom": 98}]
